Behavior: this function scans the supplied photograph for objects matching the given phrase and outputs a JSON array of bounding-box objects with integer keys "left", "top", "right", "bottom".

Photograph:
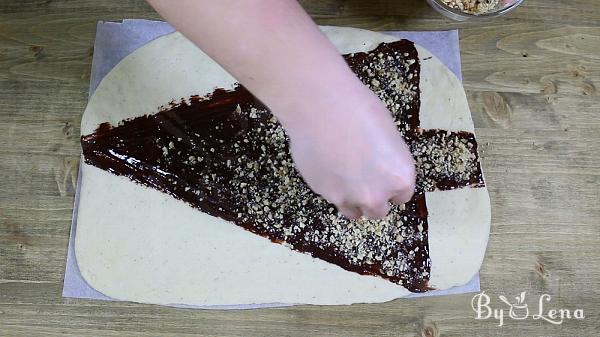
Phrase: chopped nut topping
[
  {"left": 412, "top": 130, "right": 481, "bottom": 191},
  {"left": 440, "top": 0, "right": 500, "bottom": 14}
]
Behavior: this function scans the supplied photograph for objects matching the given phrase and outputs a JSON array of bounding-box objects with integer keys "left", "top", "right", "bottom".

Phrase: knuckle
[
  {"left": 391, "top": 189, "right": 414, "bottom": 204},
  {"left": 340, "top": 208, "right": 361, "bottom": 220},
  {"left": 361, "top": 198, "right": 391, "bottom": 219},
  {"left": 393, "top": 171, "right": 416, "bottom": 191}
]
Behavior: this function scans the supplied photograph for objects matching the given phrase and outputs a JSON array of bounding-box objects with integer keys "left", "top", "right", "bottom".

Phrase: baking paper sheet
[{"left": 63, "top": 19, "right": 479, "bottom": 308}]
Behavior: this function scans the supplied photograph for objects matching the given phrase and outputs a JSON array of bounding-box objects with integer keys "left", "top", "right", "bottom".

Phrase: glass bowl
[{"left": 426, "top": 0, "right": 525, "bottom": 21}]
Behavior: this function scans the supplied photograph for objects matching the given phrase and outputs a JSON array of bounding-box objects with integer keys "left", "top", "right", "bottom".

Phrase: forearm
[{"left": 146, "top": 0, "right": 364, "bottom": 130}]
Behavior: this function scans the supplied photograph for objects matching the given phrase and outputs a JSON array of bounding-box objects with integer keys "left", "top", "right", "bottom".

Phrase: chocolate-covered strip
[{"left": 82, "top": 40, "right": 483, "bottom": 292}]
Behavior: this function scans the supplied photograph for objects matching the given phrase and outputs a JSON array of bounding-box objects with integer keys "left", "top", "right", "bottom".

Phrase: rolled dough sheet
[{"left": 63, "top": 20, "right": 485, "bottom": 308}]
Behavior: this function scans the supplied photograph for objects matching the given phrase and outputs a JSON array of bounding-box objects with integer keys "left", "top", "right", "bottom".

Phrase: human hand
[{"left": 280, "top": 82, "right": 416, "bottom": 219}]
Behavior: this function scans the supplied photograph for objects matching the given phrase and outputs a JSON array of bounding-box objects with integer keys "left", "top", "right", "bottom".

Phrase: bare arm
[
  {"left": 147, "top": 0, "right": 356, "bottom": 127},
  {"left": 146, "top": 0, "right": 416, "bottom": 218}
]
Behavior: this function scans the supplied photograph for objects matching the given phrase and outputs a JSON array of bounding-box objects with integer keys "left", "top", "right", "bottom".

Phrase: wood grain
[{"left": 1, "top": 0, "right": 599, "bottom": 336}]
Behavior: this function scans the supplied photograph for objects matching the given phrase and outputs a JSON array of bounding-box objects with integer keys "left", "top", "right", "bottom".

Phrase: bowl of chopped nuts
[{"left": 426, "top": 0, "right": 524, "bottom": 21}]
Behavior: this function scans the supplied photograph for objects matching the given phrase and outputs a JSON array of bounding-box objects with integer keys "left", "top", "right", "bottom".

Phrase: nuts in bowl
[{"left": 426, "top": 0, "right": 524, "bottom": 21}]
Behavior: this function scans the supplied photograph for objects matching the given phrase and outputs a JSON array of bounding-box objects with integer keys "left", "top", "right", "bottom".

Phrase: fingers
[
  {"left": 337, "top": 204, "right": 362, "bottom": 219},
  {"left": 390, "top": 189, "right": 414, "bottom": 205},
  {"left": 338, "top": 194, "right": 391, "bottom": 220},
  {"left": 332, "top": 161, "right": 417, "bottom": 220},
  {"left": 389, "top": 168, "right": 416, "bottom": 205},
  {"left": 338, "top": 202, "right": 389, "bottom": 220},
  {"left": 360, "top": 201, "right": 391, "bottom": 219},
  {"left": 337, "top": 183, "right": 414, "bottom": 219}
]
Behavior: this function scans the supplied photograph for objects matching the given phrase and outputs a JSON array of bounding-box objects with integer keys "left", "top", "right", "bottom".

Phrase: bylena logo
[{"left": 471, "top": 291, "right": 585, "bottom": 327}]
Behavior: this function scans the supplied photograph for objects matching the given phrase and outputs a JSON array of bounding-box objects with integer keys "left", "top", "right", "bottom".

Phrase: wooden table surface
[{"left": 1, "top": 0, "right": 599, "bottom": 336}]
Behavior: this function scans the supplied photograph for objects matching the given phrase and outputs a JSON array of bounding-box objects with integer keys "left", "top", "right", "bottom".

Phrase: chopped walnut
[{"left": 440, "top": 0, "right": 500, "bottom": 14}]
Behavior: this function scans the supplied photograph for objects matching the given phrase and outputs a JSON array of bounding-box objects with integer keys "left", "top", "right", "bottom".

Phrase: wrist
[{"left": 270, "top": 73, "right": 377, "bottom": 136}]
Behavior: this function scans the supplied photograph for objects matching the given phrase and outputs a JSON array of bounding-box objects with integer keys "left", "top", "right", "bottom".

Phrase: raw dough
[{"left": 75, "top": 26, "right": 490, "bottom": 306}]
